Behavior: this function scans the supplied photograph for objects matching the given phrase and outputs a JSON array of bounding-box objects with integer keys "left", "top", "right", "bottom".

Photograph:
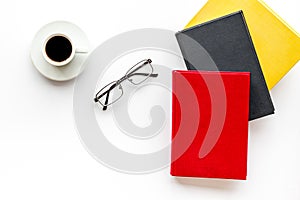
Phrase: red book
[{"left": 171, "top": 70, "right": 250, "bottom": 180}]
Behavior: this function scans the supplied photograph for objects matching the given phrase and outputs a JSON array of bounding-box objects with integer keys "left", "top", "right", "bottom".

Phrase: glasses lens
[
  {"left": 96, "top": 81, "right": 123, "bottom": 107},
  {"left": 126, "top": 59, "right": 153, "bottom": 85}
]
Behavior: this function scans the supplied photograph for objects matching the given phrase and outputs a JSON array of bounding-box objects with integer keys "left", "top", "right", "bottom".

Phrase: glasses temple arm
[
  {"left": 95, "top": 80, "right": 123, "bottom": 110},
  {"left": 127, "top": 72, "right": 158, "bottom": 79},
  {"left": 102, "top": 90, "right": 111, "bottom": 111},
  {"left": 95, "top": 81, "right": 120, "bottom": 101}
]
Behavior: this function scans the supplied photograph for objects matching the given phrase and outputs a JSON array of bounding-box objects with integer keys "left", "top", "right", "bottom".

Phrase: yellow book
[{"left": 185, "top": 0, "right": 300, "bottom": 89}]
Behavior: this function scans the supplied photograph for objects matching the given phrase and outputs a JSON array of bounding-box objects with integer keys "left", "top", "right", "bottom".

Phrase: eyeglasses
[{"left": 94, "top": 59, "right": 158, "bottom": 110}]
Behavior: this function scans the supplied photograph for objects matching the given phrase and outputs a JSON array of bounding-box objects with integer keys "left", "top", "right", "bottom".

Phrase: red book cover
[{"left": 171, "top": 70, "right": 250, "bottom": 180}]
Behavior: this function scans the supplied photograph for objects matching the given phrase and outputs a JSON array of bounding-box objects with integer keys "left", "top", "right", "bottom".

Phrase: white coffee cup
[{"left": 42, "top": 33, "right": 87, "bottom": 67}]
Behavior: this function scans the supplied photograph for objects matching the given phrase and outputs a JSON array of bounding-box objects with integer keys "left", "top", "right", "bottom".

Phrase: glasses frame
[{"left": 94, "top": 59, "right": 158, "bottom": 110}]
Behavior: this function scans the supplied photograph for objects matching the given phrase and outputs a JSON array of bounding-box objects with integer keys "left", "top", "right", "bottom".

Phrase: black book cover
[{"left": 176, "top": 11, "right": 274, "bottom": 120}]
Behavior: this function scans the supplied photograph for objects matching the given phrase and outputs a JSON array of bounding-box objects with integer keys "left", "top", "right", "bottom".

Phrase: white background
[{"left": 0, "top": 0, "right": 300, "bottom": 199}]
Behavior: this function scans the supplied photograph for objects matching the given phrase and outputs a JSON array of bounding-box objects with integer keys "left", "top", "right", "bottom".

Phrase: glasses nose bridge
[{"left": 117, "top": 75, "right": 129, "bottom": 85}]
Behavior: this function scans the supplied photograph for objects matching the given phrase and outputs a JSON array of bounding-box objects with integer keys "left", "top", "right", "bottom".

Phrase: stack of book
[{"left": 171, "top": 0, "right": 300, "bottom": 180}]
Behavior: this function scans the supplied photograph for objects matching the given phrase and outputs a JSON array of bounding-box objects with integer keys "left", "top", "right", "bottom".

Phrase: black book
[{"left": 176, "top": 11, "right": 274, "bottom": 120}]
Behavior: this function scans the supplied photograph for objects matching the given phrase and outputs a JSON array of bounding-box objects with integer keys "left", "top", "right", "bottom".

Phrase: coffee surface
[{"left": 45, "top": 36, "right": 72, "bottom": 62}]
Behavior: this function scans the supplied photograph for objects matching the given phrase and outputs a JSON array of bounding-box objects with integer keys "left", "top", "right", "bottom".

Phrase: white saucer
[{"left": 30, "top": 21, "right": 90, "bottom": 81}]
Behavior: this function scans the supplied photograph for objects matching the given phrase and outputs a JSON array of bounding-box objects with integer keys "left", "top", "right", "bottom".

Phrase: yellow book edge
[{"left": 184, "top": 0, "right": 300, "bottom": 89}]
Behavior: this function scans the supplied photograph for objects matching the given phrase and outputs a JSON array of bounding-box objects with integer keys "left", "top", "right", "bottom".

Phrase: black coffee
[{"left": 45, "top": 35, "right": 72, "bottom": 62}]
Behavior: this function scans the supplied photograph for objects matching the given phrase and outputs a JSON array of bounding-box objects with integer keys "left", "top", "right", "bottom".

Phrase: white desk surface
[{"left": 0, "top": 0, "right": 299, "bottom": 199}]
